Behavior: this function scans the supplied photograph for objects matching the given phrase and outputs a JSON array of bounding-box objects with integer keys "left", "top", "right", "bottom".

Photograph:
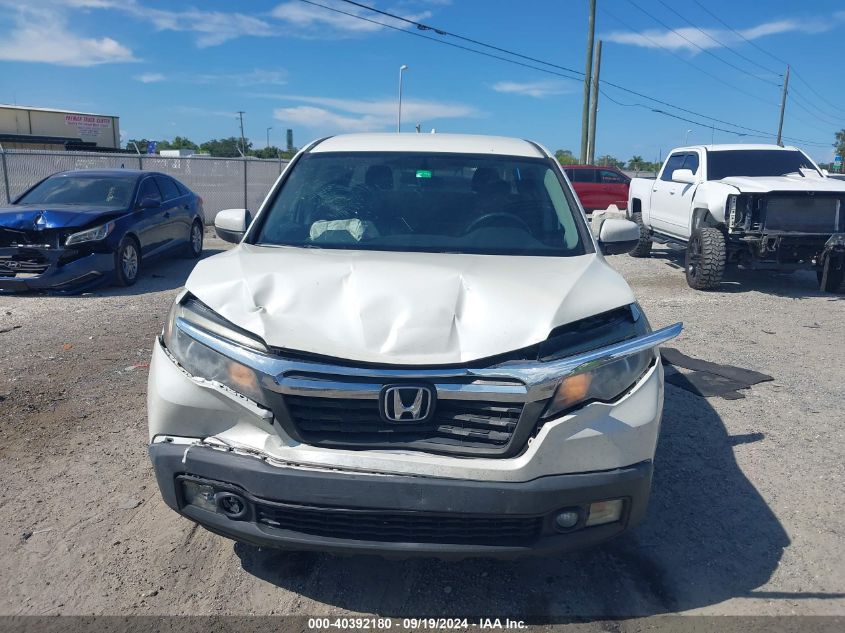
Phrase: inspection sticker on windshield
[{"left": 415, "top": 169, "right": 432, "bottom": 179}]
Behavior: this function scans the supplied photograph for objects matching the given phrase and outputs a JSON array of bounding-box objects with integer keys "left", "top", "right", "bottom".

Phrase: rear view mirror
[
  {"left": 215, "top": 208, "right": 250, "bottom": 243},
  {"left": 671, "top": 169, "right": 696, "bottom": 185},
  {"left": 597, "top": 218, "right": 640, "bottom": 255}
]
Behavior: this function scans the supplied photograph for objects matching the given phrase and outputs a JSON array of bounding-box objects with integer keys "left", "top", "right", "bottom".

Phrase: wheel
[
  {"left": 185, "top": 220, "right": 204, "bottom": 259},
  {"left": 628, "top": 212, "right": 652, "bottom": 258},
  {"left": 685, "top": 227, "right": 726, "bottom": 290},
  {"left": 817, "top": 267, "right": 844, "bottom": 293},
  {"left": 114, "top": 236, "right": 141, "bottom": 287}
]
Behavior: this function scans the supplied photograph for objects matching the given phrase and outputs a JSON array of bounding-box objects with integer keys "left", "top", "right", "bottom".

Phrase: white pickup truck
[{"left": 627, "top": 144, "right": 845, "bottom": 292}]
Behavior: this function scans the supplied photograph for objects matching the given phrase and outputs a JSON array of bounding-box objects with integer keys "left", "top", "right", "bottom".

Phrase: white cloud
[
  {"left": 270, "top": 0, "right": 432, "bottom": 37},
  {"left": 126, "top": 5, "right": 274, "bottom": 47},
  {"left": 492, "top": 80, "right": 573, "bottom": 98},
  {"left": 274, "top": 106, "right": 385, "bottom": 132},
  {"left": 0, "top": 4, "right": 135, "bottom": 66},
  {"left": 138, "top": 69, "right": 287, "bottom": 87},
  {"left": 603, "top": 16, "right": 840, "bottom": 53},
  {"left": 272, "top": 95, "right": 479, "bottom": 133},
  {"left": 135, "top": 72, "right": 165, "bottom": 83}
]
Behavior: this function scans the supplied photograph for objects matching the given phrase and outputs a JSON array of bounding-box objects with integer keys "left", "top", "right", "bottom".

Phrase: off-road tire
[
  {"left": 628, "top": 212, "right": 653, "bottom": 258},
  {"left": 685, "top": 227, "right": 725, "bottom": 290},
  {"left": 114, "top": 236, "right": 141, "bottom": 287},
  {"left": 817, "top": 268, "right": 844, "bottom": 293}
]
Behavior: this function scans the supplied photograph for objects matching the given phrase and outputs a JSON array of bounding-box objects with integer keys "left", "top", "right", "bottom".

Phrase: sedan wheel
[
  {"left": 187, "top": 221, "right": 203, "bottom": 258},
  {"left": 115, "top": 237, "right": 140, "bottom": 286}
]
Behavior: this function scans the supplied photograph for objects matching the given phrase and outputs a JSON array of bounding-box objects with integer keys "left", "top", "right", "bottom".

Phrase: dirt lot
[{"left": 1, "top": 235, "right": 843, "bottom": 622}]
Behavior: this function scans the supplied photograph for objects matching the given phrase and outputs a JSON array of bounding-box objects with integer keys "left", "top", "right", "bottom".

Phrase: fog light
[
  {"left": 215, "top": 492, "right": 249, "bottom": 520},
  {"left": 586, "top": 499, "right": 624, "bottom": 526},
  {"left": 181, "top": 480, "right": 217, "bottom": 512},
  {"left": 554, "top": 509, "right": 580, "bottom": 531}
]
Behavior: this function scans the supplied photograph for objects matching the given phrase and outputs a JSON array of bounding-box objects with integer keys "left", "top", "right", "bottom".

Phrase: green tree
[
  {"left": 554, "top": 149, "right": 579, "bottom": 165},
  {"left": 596, "top": 155, "right": 625, "bottom": 168},
  {"left": 628, "top": 155, "right": 645, "bottom": 170},
  {"left": 199, "top": 137, "right": 251, "bottom": 157}
]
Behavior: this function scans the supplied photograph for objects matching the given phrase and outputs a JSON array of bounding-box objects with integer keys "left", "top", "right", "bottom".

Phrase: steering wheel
[{"left": 464, "top": 212, "right": 532, "bottom": 234}]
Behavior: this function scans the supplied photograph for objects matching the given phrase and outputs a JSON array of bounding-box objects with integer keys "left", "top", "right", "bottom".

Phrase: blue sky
[{"left": 1, "top": 0, "right": 843, "bottom": 162}]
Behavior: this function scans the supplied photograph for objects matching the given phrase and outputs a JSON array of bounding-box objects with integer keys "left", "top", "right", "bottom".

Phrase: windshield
[
  {"left": 17, "top": 175, "right": 136, "bottom": 207},
  {"left": 253, "top": 152, "right": 587, "bottom": 256},
  {"left": 707, "top": 150, "right": 819, "bottom": 180}
]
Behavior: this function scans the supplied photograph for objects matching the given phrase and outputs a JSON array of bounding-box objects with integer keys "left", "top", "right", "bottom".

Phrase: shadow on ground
[
  {"left": 648, "top": 248, "right": 840, "bottom": 298},
  {"left": 233, "top": 386, "right": 825, "bottom": 619}
]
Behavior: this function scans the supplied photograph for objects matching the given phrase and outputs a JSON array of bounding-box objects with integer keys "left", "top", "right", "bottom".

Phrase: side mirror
[
  {"left": 671, "top": 169, "right": 697, "bottom": 185},
  {"left": 137, "top": 197, "right": 159, "bottom": 210},
  {"left": 597, "top": 218, "right": 640, "bottom": 255},
  {"left": 214, "top": 208, "right": 250, "bottom": 244}
]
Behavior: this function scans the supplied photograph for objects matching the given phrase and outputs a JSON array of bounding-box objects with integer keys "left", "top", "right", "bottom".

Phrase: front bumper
[
  {"left": 0, "top": 246, "right": 113, "bottom": 292},
  {"left": 150, "top": 440, "right": 653, "bottom": 558}
]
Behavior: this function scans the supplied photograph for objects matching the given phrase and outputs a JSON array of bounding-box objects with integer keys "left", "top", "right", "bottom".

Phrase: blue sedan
[{"left": 0, "top": 169, "right": 204, "bottom": 292}]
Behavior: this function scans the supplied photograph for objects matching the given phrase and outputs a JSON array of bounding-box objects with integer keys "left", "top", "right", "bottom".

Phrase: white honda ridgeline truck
[
  {"left": 628, "top": 144, "right": 845, "bottom": 291},
  {"left": 147, "top": 134, "right": 681, "bottom": 558}
]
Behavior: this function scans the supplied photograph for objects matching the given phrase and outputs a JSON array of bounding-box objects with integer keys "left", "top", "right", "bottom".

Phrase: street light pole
[
  {"left": 397, "top": 64, "right": 408, "bottom": 133},
  {"left": 266, "top": 126, "right": 272, "bottom": 149},
  {"left": 684, "top": 129, "right": 692, "bottom": 145}
]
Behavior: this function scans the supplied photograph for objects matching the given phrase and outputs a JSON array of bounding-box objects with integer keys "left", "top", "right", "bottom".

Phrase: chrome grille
[{"left": 285, "top": 394, "right": 523, "bottom": 448}]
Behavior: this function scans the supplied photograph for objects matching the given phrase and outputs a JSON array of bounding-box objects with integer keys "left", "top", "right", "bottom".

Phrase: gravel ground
[{"left": 0, "top": 235, "right": 843, "bottom": 622}]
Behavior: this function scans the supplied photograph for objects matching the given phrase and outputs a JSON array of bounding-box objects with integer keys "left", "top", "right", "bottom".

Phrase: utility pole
[
  {"left": 580, "top": 0, "right": 597, "bottom": 164},
  {"left": 237, "top": 111, "right": 246, "bottom": 155},
  {"left": 776, "top": 65, "right": 790, "bottom": 147},
  {"left": 587, "top": 39, "right": 602, "bottom": 165}
]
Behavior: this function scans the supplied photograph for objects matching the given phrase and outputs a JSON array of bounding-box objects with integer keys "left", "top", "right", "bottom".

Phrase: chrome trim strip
[{"left": 175, "top": 317, "right": 682, "bottom": 403}]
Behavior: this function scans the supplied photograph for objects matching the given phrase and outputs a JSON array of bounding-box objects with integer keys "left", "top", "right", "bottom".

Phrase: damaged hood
[
  {"left": 0, "top": 204, "right": 127, "bottom": 230},
  {"left": 719, "top": 175, "right": 845, "bottom": 194},
  {"left": 185, "top": 245, "right": 635, "bottom": 365}
]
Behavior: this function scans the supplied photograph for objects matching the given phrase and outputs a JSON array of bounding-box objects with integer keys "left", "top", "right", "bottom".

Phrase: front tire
[
  {"left": 628, "top": 212, "right": 652, "bottom": 258},
  {"left": 817, "top": 268, "right": 844, "bottom": 293},
  {"left": 114, "top": 236, "right": 140, "bottom": 287},
  {"left": 685, "top": 227, "right": 725, "bottom": 290}
]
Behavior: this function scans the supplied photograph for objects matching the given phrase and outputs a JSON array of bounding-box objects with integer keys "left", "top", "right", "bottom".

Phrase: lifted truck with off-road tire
[{"left": 627, "top": 144, "right": 845, "bottom": 292}]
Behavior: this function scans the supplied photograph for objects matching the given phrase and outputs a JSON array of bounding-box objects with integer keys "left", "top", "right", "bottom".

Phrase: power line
[
  {"left": 689, "top": 0, "right": 842, "bottom": 117},
  {"left": 302, "top": 0, "right": 830, "bottom": 147},
  {"left": 623, "top": 0, "right": 779, "bottom": 100},
  {"left": 650, "top": 0, "right": 780, "bottom": 86},
  {"left": 337, "top": 0, "right": 584, "bottom": 79},
  {"left": 600, "top": 5, "right": 777, "bottom": 108}
]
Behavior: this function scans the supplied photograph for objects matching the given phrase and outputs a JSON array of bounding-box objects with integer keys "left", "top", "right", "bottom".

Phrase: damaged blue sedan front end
[{"left": 0, "top": 205, "right": 124, "bottom": 292}]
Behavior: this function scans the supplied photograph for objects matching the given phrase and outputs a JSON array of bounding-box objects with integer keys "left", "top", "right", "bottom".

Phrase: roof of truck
[
  {"left": 671, "top": 144, "right": 799, "bottom": 153},
  {"left": 310, "top": 133, "right": 547, "bottom": 158}
]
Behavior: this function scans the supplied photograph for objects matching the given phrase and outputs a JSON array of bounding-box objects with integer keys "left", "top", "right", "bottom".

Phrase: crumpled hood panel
[
  {"left": 0, "top": 204, "right": 126, "bottom": 230},
  {"left": 185, "top": 245, "right": 635, "bottom": 365},
  {"left": 720, "top": 175, "right": 845, "bottom": 194}
]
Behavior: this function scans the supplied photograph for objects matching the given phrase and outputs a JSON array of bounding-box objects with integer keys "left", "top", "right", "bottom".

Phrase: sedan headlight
[
  {"left": 65, "top": 221, "right": 115, "bottom": 246},
  {"left": 162, "top": 293, "right": 269, "bottom": 405},
  {"left": 542, "top": 304, "right": 655, "bottom": 419}
]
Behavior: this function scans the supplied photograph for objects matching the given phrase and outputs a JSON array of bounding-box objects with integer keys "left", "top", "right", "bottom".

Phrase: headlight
[
  {"left": 65, "top": 221, "right": 115, "bottom": 246},
  {"left": 542, "top": 304, "right": 654, "bottom": 418},
  {"left": 543, "top": 349, "right": 653, "bottom": 418},
  {"left": 162, "top": 294, "right": 269, "bottom": 405}
]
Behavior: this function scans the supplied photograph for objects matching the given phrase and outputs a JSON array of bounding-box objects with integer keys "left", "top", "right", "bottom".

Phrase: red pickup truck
[{"left": 563, "top": 165, "right": 630, "bottom": 213}]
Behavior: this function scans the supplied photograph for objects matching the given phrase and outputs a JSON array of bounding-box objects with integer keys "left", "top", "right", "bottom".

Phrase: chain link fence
[{"left": 0, "top": 148, "right": 289, "bottom": 221}]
